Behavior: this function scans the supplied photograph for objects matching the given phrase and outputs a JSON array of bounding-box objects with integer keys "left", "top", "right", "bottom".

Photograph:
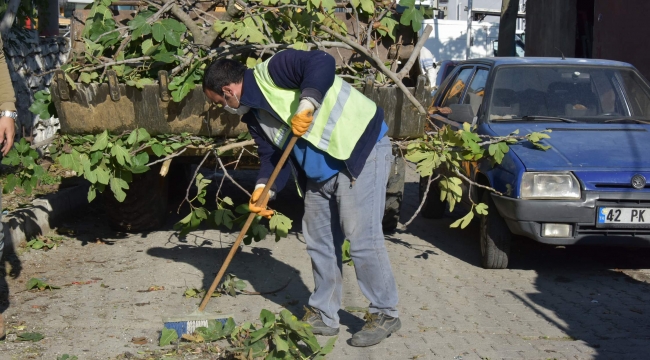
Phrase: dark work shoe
[
  {"left": 301, "top": 307, "right": 339, "bottom": 336},
  {"left": 350, "top": 313, "right": 401, "bottom": 347}
]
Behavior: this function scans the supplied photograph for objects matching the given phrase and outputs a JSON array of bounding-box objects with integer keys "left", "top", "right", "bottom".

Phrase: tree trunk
[
  {"left": 0, "top": 0, "right": 21, "bottom": 35},
  {"left": 497, "top": 0, "right": 520, "bottom": 57}
]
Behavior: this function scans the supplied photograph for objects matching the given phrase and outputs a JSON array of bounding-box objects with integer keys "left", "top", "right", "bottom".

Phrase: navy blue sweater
[{"left": 239, "top": 50, "right": 385, "bottom": 192}]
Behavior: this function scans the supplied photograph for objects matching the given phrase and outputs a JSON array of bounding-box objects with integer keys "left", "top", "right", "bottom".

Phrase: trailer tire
[
  {"left": 105, "top": 166, "right": 169, "bottom": 232},
  {"left": 418, "top": 175, "right": 445, "bottom": 219},
  {"left": 383, "top": 155, "right": 405, "bottom": 233},
  {"left": 480, "top": 191, "right": 511, "bottom": 269}
]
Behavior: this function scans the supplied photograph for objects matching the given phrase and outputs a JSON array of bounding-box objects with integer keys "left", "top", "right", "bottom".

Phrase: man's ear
[{"left": 222, "top": 85, "right": 232, "bottom": 97}]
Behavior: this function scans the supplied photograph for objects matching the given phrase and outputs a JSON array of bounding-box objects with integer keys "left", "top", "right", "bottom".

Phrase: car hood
[{"left": 487, "top": 123, "right": 650, "bottom": 171}]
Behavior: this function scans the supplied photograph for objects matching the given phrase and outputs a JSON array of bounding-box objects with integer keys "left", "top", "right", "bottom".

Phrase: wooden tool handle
[{"left": 198, "top": 136, "right": 299, "bottom": 311}]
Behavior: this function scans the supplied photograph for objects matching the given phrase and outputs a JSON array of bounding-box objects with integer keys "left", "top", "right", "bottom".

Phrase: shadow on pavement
[
  {"left": 0, "top": 253, "right": 21, "bottom": 314},
  {"left": 146, "top": 244, "right": 312, "bottom": 315},
  {"left": 400, "top": 180, "right": 650, "bottom": 358}
]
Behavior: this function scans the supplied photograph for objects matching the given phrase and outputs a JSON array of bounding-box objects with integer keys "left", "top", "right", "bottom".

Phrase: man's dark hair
[{"left": 202, "top": 59, "right": 246, "bottom": 96}]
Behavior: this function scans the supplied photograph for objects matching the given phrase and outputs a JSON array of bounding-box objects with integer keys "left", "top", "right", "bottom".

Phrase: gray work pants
[{"left": 303, "top": 136, "right": 399, "bottom": 328}]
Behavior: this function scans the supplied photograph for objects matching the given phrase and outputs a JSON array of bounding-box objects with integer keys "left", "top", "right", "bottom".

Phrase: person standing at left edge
[
  {"left": 203, "top": 49, "right": 400, "bottom": 347},
  {"left": 0, "top": 34, "right": 18, "bottom": 340}
]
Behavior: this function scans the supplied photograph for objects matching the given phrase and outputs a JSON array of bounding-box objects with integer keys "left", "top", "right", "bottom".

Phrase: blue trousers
[{"left": 303, "top": 136, "right": 399, "bottom": 328}]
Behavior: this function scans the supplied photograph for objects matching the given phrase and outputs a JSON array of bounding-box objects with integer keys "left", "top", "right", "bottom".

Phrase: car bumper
[{"left": 491, "top": 192, "right": 650, "bottom": 246}]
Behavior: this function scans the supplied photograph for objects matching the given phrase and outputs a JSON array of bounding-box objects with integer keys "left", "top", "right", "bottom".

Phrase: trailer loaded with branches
[{"left": 8, "top": 0, "right": 549, "bottom": 248}]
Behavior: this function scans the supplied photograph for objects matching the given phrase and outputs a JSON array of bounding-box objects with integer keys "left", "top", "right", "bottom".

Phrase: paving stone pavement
[
  {"left": 292, "top": 166, "right": 650, "bottom": 359},
  {"left": 1, "top": 166, "right": 649, "bottom": 359}
]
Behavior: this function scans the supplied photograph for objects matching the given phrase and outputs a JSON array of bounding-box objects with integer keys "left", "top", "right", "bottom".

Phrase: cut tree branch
[
  {"left": 402, "top": 174, "right": 440, "bottom": 227},
  {"left": 397, "top": 25, "right": 433, "bottom": 80},
  {"left": 317, "top": 23, "right": 427, "bottom": 115},
  {"left": 162, "top": 0, "right": 216, "bottom": 46}
]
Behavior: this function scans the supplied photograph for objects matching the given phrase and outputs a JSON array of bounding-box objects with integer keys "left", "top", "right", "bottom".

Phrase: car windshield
[{"left": 488, "top": 65, "right": 650, "bottom": 122}]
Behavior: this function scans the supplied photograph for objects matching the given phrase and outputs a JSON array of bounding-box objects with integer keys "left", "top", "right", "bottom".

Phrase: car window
[
  {"left": 462, "top": 68, "right": 489, "bottom": 116},
  {"left": 488, "top": 65, "right": 650, "bottom": 122},
  {"left": 441, "top": 68, "right": 474, "bottom": 108},
  {"left": 619, "top": 71, "right": 650, "bottom": 117}
]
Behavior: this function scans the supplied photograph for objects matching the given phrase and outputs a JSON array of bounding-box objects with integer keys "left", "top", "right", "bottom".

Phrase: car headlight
[{"left": 520, "top": 172, "right": 581, "bottom": 199}]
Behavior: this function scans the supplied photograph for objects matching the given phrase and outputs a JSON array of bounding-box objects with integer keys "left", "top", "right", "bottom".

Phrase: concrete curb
[{"left": 2, "top": 182, "right": 90, "bottom": 254}]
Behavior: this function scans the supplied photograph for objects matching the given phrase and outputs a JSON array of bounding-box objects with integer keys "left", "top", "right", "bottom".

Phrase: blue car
[{"left": 421, "top": 57, "right": 650, "bottom": 269}]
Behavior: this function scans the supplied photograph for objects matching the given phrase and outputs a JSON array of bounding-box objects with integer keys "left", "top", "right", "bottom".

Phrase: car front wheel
[{"left": 480, "top": 191, "right": 511, "bottom": 269}]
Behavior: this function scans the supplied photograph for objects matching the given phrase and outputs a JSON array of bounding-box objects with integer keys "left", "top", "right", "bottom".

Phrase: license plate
[{"left": 598, "top": 207, "right": 650, "bottom": 226}]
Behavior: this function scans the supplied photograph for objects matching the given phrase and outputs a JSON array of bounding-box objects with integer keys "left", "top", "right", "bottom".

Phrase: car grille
[
  {"left": 577, "top": 224, "right": 650, "bottom": 236},
  {"left": 596, "top": 199, "right": 650, "bottom": 206}
]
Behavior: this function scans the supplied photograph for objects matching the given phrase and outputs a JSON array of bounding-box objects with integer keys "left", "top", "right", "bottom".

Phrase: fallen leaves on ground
[
  {"left": 131, "top": 336, "right": 148, "bottom": 345},
  {"left": 17, "top": 332, "right": 44, "bottom": 342},
  {"left": 70, "top": 280, "right": 98, "bottom": 285},
  {"left": 138, "top": 285, "right": 165, "bottom": 292}
]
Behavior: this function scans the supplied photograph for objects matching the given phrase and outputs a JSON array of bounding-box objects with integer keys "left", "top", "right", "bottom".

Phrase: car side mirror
[{"left": 448, "top": 104, "right": 476, "bottom": 124}]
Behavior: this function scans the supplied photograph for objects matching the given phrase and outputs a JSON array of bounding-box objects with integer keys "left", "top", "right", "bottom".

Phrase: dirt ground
[{"left": 1, "top": 167, "right": 650, "bottom": 359}]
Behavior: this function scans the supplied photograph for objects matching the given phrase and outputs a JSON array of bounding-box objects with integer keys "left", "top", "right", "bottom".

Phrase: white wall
[{"left": 439, "top": 0, "right": 526, "bottom": 29}]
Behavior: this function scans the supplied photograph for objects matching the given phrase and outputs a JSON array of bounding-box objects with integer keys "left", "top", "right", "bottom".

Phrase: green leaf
[
  {"left": 26, "top": 278, "right": 39, "bottom": 290},
  {"left": 153, "top": 51, "right": 176, "bottom": 64},
  {"left": 235, "top": 21, "right": 267, "bottom": 44},
  {"left": 273, "top": 333, "right": 289, "bottom": 352},
  {"left": 377, "top": 16, "right": 399, "bottom": 41},
  {"left": 91, "top": 130, "right": 109, "bottom": 151},
  {"left": 79, "top": 72, "right": 92, "bottom": 84},
  {"left": 269, "top": 213, "right": 292, "bottom": 241},
  {"left": 137, "top": 128, "right": 151, "bottom": 143},
  {"left": 450, "top": 210, "right": 474, "bottom": 229},
  {"left": 132, "top": 152, "right": 149, "bottom": 167},
  {"left": 17, "top": 332, "right": 44, "bottom": 342},
  {"left": 135, "top": 78, "right": 154, "bottom": 89},
  {"left": 152, "top": 22, "right": 165, "bottom": 42},
  {"left": 3, "top": 174, "right": 17, "bottom": 194},
  {"left": 58, "top": 150, "right": 84, "bottom": 174},
  {"left": 475, "top": 202, "right": 488, "bottom": 215},
  {"left": 498, "top": 142, "right": 509, "bottom": 154},
  {"left": 30, "top": 240, "right": 45, "bottom": 249},
  {"left": 141, "top": 39, "right": 157, "bottom": 55},
  {"left": 249, "top": 326, "right": 271, "bottom": 343},
  {"left": 319, "top": 335, "right": 338, "bottom": 355},
  {"left": 94, "top": 167, "right": 110, "bottom": 185},
  {"left": 110, "top": 177, "right": 129, "bottom": 202},
  {"left": 246, "top": 57, "right": 258, "bottom": 69},
  {"left": 359, "top": 0, "right": 375, "bottom": 14},
  {"left": 213, "top": 209, "right": 235, "bottom": 230},
  {"left": 110, "top": 144, "right": 132, "bottom": 166},
  {"left": 15, "top": 138, "right": 30, "bottom": 153},
  {"left": 151, "top": 143, "right": 165, "bottom": 157},
  {"left": 34, "top": 90, "right": 50, "bottom": 101},
  {"left": 213, "top": 21, "right": 236, "bottom": 37},
  {"left": 160, "top": 328, "right": 178, "bottom": 346},
  {"left": 126, "top": 131, "right": 138, "bottom": 145},
  {"left": 221, "top": 196, "right": 234, "bottom": 206},
  {"left": 88, "top": 187, "right": 97, "bottom": 202},
  {"left": 293, "top": 41, "right": 309, "bottom": 51},
  {"left": 162, "top": 18, "right": 186, "bottom": 33},
  {"left": 260, "top": 309, "right": 276, "bottom": 328},
  {"left": 165, "top": 30, "right": 181, "bottom": 47},
  {"left": 400, "top": 5, "right": 425, "bottom": 32},
  {"left": 252, "top": 224, "right": 268, "bottom": 241}
]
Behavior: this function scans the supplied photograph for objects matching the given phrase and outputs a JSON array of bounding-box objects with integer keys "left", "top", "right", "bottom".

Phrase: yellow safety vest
[{"left": 253, "top": 56, "right": 377, "bottom": 160}]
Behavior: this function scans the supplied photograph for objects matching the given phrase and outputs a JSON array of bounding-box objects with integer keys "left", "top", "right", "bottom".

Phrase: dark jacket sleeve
[
  {"left": 242, "top": 112, "right": 292, "bottom": 193},
  {"left": 267, "top": 49, "right": 336, "bottom": 104}
]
